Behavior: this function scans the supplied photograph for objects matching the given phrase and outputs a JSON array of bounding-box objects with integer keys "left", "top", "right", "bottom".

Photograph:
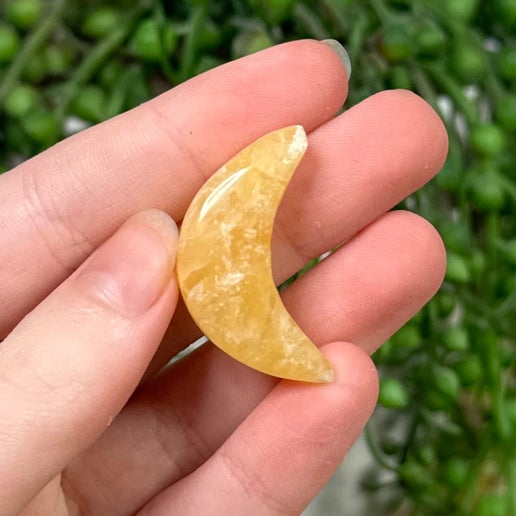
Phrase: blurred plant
[{"left": 0, "top": 0, "right": 514, "bottom": 514}]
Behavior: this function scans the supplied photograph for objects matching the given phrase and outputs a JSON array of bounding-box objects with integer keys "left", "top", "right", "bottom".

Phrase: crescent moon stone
[{"left": 177, "top": 125, "right": 334, "bottom": 383}]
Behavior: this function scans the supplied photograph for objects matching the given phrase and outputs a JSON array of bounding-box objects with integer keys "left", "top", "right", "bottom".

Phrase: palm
[{"left": 1, "top": 41, "right": 447, "bottom": 515}]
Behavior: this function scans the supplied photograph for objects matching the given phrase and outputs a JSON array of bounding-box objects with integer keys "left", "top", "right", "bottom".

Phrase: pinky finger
[{"left": 139, "top": 342, "right": 378, "bottom": 515}]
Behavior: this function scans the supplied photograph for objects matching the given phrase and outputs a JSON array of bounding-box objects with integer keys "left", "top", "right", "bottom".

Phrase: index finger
[{"left": 0, "top": 40, "right": 348, "bottom": 336}]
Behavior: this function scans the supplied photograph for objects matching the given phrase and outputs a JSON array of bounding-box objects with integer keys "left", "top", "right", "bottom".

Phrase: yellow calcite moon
[{"left": 177, "top": 125, "right": 334, "bottom": 383}]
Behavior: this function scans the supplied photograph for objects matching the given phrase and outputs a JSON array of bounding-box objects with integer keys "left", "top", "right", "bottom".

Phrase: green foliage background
[{"left": 0, "top": 0, "right": 515, "bottom": 514}]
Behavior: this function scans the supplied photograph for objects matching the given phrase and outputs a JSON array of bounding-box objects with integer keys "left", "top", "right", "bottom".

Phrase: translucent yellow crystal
[{"left": 177, "top": 125, "right": 334, "bottom": 383}]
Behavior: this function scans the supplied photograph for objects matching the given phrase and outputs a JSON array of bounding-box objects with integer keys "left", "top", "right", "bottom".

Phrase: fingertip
[
  {"left": 271, "top": 341, "right": 379, "bottom": 445},
  {"left": 126, "top": 209, "right": 179, "bottom": 272},
  {"left": 75, "top": 210, "right": 179, "bottom": 316},
  {"left": 254, "top": 39, "right": 349, "bottom": 110},
  {"left": 388, "top": 89, "right": 449, "bottom": 171},
  {"left": 320, "top": 39, "right": 352, "bottom": 81},
  {"left": 385, "top": 210, "right": 447, "bottom": 294},
  {"left": 406, "top": 210, "right": 447, "bottom": 285},
  {"left": 348, "top": 89, "right": 449, "bottom": 182},
  {"left": 320, "top": 341, "right": 379, "bottom": 412}
]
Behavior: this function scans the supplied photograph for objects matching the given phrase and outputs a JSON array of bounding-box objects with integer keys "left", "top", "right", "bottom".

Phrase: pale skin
[{"left": 0, "top": 40, "right": 448, "bottom": 515}]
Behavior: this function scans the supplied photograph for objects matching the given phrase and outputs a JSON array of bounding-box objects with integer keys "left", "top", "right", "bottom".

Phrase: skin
[{"left": 0, "top": 40, "right": 447, "bottom": 515}]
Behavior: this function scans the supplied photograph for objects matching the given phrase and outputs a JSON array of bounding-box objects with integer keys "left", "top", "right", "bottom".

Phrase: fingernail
[
  {"left": 321, "top": 39, "right": 352, "bottom": 80},
  {"left": 78, "top": 210, "right": 178, "bottom": 315}
]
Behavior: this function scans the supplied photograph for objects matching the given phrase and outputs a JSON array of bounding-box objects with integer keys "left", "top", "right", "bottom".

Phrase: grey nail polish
[{"left": 321, "top": 39, "right": 352, "bottom": 79}]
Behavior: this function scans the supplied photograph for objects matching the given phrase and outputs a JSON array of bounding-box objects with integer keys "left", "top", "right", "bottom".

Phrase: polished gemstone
[{"left": 177, "top": 126, "right": 334, "bottom": 383}]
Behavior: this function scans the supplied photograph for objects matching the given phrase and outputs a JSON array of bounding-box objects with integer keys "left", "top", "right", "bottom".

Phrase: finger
[
  {"left": 143, "top": 89, "right": 448, "bottom": 377},
  {"left": 64, "top": 211, "right": 445, "bottom": 514},
  {"left": 281, "top": 210, "right": 447, "bottom": 355},
  {"left": 138, "top": 343, "right": 378, "bottom": 515},
  {"left": 0, "top": 210, "right": 178, "bottom": 515},
  {"left": 0, "top": 40, "right": 348, "bottom": 336},
  {"left": 272, "top": 88, "right": 448, "bottom": 280}
]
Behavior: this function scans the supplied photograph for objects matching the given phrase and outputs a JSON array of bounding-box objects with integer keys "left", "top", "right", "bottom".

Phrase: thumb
[{"left": 0, "top": 209, "right": 178, "bottom": 515}]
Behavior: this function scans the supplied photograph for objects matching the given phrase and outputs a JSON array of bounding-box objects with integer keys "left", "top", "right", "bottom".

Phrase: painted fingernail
[
  {"left": 78, "top": 210, "right": 178, "bottom": 315},
  {"left": 321, "top": 39, "right": 352, "bottom": 80}
]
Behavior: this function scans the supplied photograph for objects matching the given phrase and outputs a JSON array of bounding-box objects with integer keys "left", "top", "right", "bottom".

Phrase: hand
[{"left": 0, "top": 40, "right": 447, "bottom": 515}]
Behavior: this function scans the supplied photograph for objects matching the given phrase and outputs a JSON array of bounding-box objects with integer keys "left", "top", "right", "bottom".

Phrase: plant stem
[
  {"left": 411, "top": 64, "right": 438, "bottom": 108},
  {"left": 348, "top": 11, "right": 369, "bottom": 64},
  {"left": 486, "top": 211, "right": 500, "bottom": 281},
  {"left": 461, "top": 283, "right": 516, "bottom": 332},
  {"left": 104, "top": 65, "right": 140, "bottom": 119},
  {"left": 55, "top": 0, "right": 152, "bottom": 121},
  {"left": 368, "top": 0, "right": 394, "bottom": 24},
  {"left": 499, "top": 175, "right": 516, "bottom": 202},
  {"left": 293, "top": 3, "right": 329, "bottom": 40},
  {"left": 507, "top": 455, "right": 516, "bottom": 516},
  {"left": 399, "top": 411, "right": 419, "bottom": 464},
  {"left": 460, "top": 438, "right": 493, "bottom": 512},
  {"left": 482, "top": 331, "right": 514, "bottom": 516},
  {"left": 483, "top": 326, "right": 510, "bottom": 444},
  {"left": 484, "top": 62, "right": 506, "bottom": 102},
  {"left": 177, "top": 3, "right": 208, "bottom": 83},
  {"left": 417, "top": 0, "right": 468, "bottom": 36},
  {"left": 424, "top": 63, "right": 480, "bottom": 126},
  {"left": 153, "top": 0, "right": 177, "bottom": 83},
  {"left": 320, "top": 0, "right": 350, "bottom": 36},
  {"left": 0, "top": 0, "right": 67, "bottom": 104},
  {"left": 364, "top": 423, "right": 399, "bottom": 472}
]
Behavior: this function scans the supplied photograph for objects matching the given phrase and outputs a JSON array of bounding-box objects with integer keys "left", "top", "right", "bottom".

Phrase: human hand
[{"left": 0, "top": 40, "right": 447, "bottom": 515}]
